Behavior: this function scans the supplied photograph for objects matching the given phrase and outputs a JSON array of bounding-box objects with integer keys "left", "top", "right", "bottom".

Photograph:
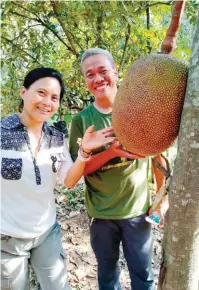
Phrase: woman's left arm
[
  {"left": 58, "top": 125, "right": 116, "bottom": 188},
  {"left": 64, "top": 157, "right": 86, "bottom": 188}
]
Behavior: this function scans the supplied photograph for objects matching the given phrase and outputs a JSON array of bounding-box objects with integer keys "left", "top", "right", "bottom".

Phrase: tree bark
[
  {"left": 118, "top": 22, "right": 131, "bottom": 74},
  {"left": 158, "top": 9, "right": 199, "bottom": 290},
  {"left": 146, "top": 3, "right": 152, "bottom": 54},
  {"left": 96, "top": 10, "right": 103, "bottom": 48}
]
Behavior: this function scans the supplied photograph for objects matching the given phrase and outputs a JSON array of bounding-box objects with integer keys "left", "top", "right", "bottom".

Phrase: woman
[{"left": 1, "top": 67, "right": 115, "bottom": 290}]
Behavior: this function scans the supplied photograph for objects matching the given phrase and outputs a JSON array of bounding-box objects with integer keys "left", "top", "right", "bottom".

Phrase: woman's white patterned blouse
[{"left": 1, "top": 114, "right": 73, "bottom": 238}]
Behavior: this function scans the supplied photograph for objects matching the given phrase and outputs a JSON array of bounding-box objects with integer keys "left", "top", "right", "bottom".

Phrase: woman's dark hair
[{"left": 19, "top": 67, "right": 65, "bottom": 112}]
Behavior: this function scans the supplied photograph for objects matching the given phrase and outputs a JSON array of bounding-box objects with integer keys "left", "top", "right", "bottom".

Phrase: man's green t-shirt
[{"left": 69, "top": 104, "right": 150, "bottom": 219}]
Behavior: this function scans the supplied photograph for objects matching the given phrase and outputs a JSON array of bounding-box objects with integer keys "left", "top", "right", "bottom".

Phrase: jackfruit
[{"left": 112, "top": 54, "right": 188, "bottom": 156}]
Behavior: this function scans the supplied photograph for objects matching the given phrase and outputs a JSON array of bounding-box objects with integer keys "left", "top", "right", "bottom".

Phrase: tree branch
[
  {"left": 9, "top": 3, "right": 76, "bottom": 53},
  {"left": 50, "top": 1, "right": 79, "bottom": 57},
  {"left": 61, "top": 26, "right": 84, "bottom": 51},
  {"left": 2, "top": 36, "right": 43, "bottom": 65},
  {"left": 136, "top": 1, "right": 172, "bottom": 14},
  {"left": 148, "top": 1, "right": 172, "bottom": 8},
  {"left": 12, "top": 2, "right": 41, "bottom": 18},
  {"left": 12, "top": 24, "right": 42, "bottom": 41},
  {"left": 96, "top": 11, "right": 103, "bottom": 47},
  {"left": 161, "top": 0, "right": 186, "bottom": 54},
  {"left": 118, "top": 23, "right": 131, "bottom": 73},
  {"left": 146, "top": 3, "right": 152, "bottom": 54},
  {"left": 9, "top": 10, "right": 36, "bottom": 21},
  {"left": 37, "top": 19, "right": 74, "bottom": 52}
]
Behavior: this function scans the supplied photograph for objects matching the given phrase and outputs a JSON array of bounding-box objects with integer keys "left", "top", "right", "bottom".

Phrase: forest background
[
  {"left": 1, "top": 0, "right": 198, "bottom": 126},
  {"left": 1, "top": 1, "right": 199, "bottom": 289}
]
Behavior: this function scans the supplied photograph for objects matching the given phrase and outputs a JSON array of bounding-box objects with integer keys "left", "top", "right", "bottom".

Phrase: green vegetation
[{"left": 1, "top": 0, "right": 198, "bottom": 121}]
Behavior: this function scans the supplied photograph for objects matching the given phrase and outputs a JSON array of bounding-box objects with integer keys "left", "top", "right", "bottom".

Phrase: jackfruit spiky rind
[{"left": 112, "top": 54, "right": 188, "bottom": 156}]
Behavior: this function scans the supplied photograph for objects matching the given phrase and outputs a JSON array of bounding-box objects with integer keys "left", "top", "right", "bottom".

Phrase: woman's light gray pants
[{"left": 1, "top": 222, "right": 70, "bottom": 290}]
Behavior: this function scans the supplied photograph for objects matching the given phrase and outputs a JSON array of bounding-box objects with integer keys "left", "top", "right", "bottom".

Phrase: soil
[{"left": 30, "top": 184, "right": 164, "bottom": 290}]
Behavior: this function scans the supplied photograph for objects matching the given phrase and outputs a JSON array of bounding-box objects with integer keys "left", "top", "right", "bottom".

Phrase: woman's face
[{"left": 20, "top": 77, "right": 61, "bottom": 122}]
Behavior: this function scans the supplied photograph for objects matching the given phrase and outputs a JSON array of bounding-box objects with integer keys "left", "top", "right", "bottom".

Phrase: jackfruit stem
[{"left": 161, "top": 0, "right": 186, "bottom": 54}]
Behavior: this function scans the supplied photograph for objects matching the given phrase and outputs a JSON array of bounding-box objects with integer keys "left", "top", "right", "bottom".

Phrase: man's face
[{"left": 82, "top": 54, "right": 118, "bottom": 100}]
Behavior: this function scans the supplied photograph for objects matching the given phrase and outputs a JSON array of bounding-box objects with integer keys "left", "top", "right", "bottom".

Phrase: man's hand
[
  {"left": 148, "top": 195, "right": 169, "bottom": 227},
  {"left": 107, "top": 140, "right": 145, "bottom": 159}
]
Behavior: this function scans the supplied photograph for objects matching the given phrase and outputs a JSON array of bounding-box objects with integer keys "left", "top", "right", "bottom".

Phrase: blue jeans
[
  {"left": 1, "top": 222, "right": 70, "bottom": 290},
  {"left": 90, "top": 214, "right": 154, "bottom": 290}
]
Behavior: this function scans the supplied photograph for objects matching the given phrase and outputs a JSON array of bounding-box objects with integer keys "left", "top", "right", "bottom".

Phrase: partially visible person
[
  {"left": 0, "top": 67, "right": 115, "bottom": 290},
  {"left": 69, "top": 48, "right": 168, "bottom": 290}
]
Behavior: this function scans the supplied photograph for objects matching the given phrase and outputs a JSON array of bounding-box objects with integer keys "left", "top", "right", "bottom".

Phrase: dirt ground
[
  {"left": 30, "top": 184, "right": 164, "bottom": 290},
  {"left": 60, "top": 211, "right": 163, "bottom": 290}
]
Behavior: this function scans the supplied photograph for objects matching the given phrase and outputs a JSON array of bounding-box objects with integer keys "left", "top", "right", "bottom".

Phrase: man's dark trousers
[{"left": 90, "top": 214, "right": 155, "bottom": 290}]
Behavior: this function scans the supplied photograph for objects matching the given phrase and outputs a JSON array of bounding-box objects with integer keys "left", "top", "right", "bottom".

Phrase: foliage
[
  {"left": 1, "top": 0, "right": 198, "bottom": 118},
  {"left": 62, "top": 183, "right": 85, "bottom": 211}
]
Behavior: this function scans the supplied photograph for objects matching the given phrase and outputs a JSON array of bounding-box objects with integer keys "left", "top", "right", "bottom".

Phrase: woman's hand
[
  {"left": 107, "top": 140, "right": 145, "bottom": 159},
  {"left": 81, "top": 125, "right": 116, "bottom": 152}
]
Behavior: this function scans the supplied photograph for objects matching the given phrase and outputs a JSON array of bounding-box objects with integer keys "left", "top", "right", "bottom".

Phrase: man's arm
[
  {"left": 84, "top": 141, "right": 145, "bottom": 175},
  {"left": 69, "top": 116, "right": 144, "bottom": 176},
  {"left": 151, "top": 154, "right": 166, "bottom": 192},
  {"left": 150, "top": 154, "right": 169, "bottom": 226}
]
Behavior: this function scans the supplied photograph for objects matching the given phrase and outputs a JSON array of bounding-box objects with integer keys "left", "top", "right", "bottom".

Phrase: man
[{"left": 69, "top": 48, "right": 167, "bottom": 290}]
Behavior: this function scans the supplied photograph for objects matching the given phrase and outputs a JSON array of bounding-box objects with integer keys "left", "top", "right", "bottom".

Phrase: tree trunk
[{"left": 158, "top": 9, "right": 199, "bottom": 290}]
